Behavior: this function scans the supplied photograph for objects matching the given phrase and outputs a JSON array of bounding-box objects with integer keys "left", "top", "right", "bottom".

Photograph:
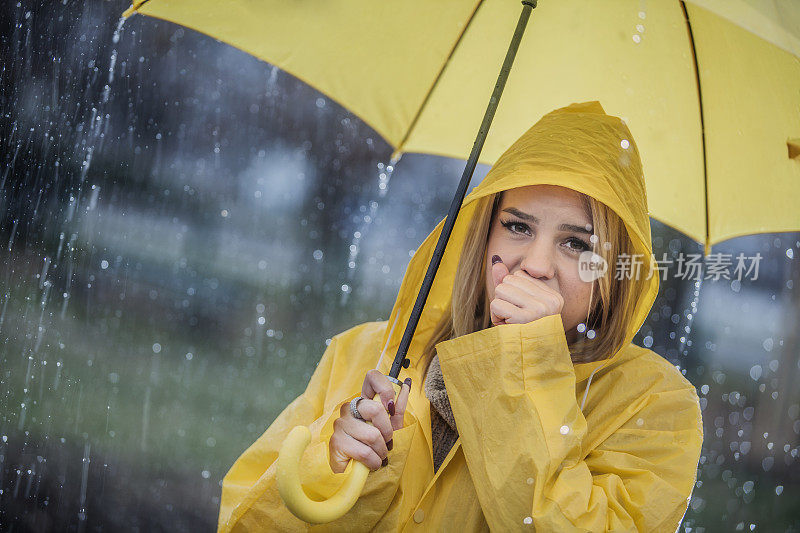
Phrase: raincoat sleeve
[
  {"left": 434, "top": 313, "right": 704, "bottom": 532},
  {"left": 217, "top": 322, "right": 418, "bottom": 532}
]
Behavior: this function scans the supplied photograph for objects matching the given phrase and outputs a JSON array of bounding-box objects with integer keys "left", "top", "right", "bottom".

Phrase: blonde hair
[{"left": 419, "top": 188, "right": 648, "bottom": 383}]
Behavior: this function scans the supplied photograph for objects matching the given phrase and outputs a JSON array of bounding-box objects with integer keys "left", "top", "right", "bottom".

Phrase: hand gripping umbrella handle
[{"left": 276, "top": 392, "right": 379, "bottom": 524}]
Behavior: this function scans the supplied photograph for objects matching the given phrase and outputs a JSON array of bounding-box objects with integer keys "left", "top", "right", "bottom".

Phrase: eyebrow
[{"left": 501, "top": 207, "right": 593, "bottom": 234}]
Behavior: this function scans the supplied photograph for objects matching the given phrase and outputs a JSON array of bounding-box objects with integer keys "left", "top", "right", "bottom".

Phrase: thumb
[{"left": 491, "top": 255, "right": 508, "bottom": 288}]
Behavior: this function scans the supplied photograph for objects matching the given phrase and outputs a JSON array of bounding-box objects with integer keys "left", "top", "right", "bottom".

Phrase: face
[{"left": 484, "top": 184, "right": 595, "bottom": 343}]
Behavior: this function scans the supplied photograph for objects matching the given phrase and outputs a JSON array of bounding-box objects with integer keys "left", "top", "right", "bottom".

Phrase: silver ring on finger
[{"left": 350, "top": 396, "right": 366, "bottom": 420}]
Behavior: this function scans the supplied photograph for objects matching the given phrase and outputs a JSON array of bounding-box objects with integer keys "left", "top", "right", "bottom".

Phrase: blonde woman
[{"left": 218, "top": 101, "right": 704, "bottom": 532}]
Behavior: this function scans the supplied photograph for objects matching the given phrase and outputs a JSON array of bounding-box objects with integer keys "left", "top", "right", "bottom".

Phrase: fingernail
[
  {"left": 492, "top": 254, "right": 502, "bottom": 265},
  {"left": 403, "top": 377, "right": 412, "bottom": 388},
  {"left": 387, "top": 400, "right": 395, "bottom": 416},
  {"left": 382, "top": 457, "right": 389, "bottom": 467},
  {"left": 387, "top": 439, "right": 393, "bottom": 451}
]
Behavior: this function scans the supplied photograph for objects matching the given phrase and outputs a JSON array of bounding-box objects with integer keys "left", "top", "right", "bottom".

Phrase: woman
[{"left": 217, "top": 101, "right": 704, "bottom": 532}]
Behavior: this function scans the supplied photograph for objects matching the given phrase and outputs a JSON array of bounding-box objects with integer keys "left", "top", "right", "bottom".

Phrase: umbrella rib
[
  {"left": 392, "top": 0, "right": 486, "bottom": 159},
  {"left": 680, "top": 0, "right": 711, "bottom": 257}
]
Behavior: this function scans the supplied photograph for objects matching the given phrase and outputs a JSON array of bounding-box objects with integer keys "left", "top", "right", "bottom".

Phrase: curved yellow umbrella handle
[{"left": 276, "top": 393, "right": 379, "bottom": 524}]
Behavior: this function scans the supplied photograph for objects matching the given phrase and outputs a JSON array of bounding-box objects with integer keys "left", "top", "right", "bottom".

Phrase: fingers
[
  {"left": 332, "top": 398, "right": 392, "bottom": 472},
  {"left": 390, "top": 378, "right": 412, "bottom": 431},
  {"left": 493, "top": 270, "right": 564, "bottom": 319},
  {"left": 352, "top": 398, "right": 394, "bottom": 445},
  {"left": 491, "top": 256, "right": 562, "bottom": 317},
  {"left": 493, "top": 280, "right": 533, "bottom": 309},
  {"left": 489, "top": 297, "right": 517, "bottom": 326},
  {"left": 363, "top": 369, "right": 397, "bottom": 416},
  {"left": 329, "top": 372, "right": 415, "bottom": 474},
  {"left": 329, "top": 425, "right": 384, "bottom": 473},
  {"left": 497, "top": 280, "right": 559, "bottom": 313},
  {"left": 491, "top": 257, "right": 509, "bottom": 289},
  {"left": 342, "top": 414, "right": 388, "bottom": 464},
  {"left": 506, "top": 271, "right": 563, "bottom": 300}
]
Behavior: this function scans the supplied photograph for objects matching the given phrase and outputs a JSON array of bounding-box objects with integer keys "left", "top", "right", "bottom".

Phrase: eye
[
  {"left": 500, "top": 219, "right": 530, "bottom": 236},
  {"left": 565, "top": 237, "right": 591, "bottom": 253},
  {"left": 500, "top": 219, "right": 590, "bottom": 253}
]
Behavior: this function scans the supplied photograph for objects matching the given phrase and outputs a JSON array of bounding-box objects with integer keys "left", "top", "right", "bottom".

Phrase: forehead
[{"left": 500, "top": 185, "right": 590, "bottom": 218}]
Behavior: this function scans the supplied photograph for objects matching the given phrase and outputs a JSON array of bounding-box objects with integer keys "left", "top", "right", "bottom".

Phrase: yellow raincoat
[{"left": 217, "top": 101, "right": 705, "bottom": 532}]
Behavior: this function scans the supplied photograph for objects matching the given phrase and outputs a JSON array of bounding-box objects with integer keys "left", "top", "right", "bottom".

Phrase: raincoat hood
[{"left": 379, "top": 100, "right": 659, "bottom": 383}]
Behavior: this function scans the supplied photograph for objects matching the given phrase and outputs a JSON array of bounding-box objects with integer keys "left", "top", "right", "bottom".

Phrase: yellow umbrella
[
  {"left": 121, "top": 0, "right": 800, "bottom": 257},
  {"left": 120, "top": 0, "right": 800, "bottom": 523}
]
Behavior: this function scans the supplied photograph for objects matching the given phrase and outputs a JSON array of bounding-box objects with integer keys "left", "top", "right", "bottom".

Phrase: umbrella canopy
[{"left": 121, "top": 0, "right": 800, "bottom": 256}]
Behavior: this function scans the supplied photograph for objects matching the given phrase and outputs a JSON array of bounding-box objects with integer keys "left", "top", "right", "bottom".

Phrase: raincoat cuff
[
  {"left": 434, "top": 313, "right": 576, "bottom": 408},
  {"left": 435, "top": 313, "right": 567, "bottom": 366}
]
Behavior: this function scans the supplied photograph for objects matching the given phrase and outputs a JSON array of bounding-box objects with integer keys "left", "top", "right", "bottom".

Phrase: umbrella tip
[{"left": 122, "top": 0, "right": 148, "bottom": 18}]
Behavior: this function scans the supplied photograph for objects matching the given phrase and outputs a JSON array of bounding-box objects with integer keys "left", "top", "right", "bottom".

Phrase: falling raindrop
[{"left": 339, "top": 153, "right": 402, "bottom": 306}]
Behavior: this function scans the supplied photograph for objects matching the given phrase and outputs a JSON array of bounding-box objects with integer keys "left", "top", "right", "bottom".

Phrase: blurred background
[{"left": 1, "top": 1, "right": 798, "bottom": 531}]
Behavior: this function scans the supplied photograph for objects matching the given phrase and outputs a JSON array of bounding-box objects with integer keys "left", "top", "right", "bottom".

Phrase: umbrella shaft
[{"left": 389, "top": 1, "right": 538, "bottom": 378}]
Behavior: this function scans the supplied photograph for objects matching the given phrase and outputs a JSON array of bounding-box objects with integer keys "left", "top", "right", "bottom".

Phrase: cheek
[{"left": 559, "top": 276, "right": 594, "bottom": 313}]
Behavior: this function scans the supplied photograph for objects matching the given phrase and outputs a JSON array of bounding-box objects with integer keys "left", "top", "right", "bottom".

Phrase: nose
[{"left": 518, "top": 237, "right": 556, "bottom": 280}]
